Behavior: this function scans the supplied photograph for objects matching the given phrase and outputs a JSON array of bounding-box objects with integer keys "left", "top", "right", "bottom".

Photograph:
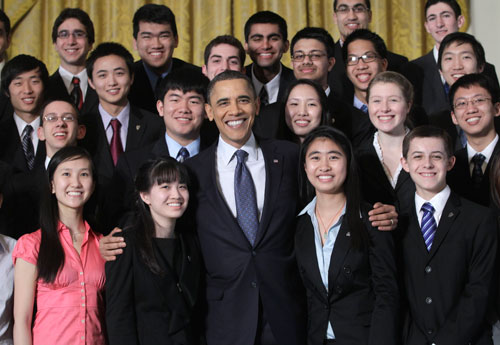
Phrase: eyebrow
[
  {"left": 209, "top": 54, "right": 240, "bottom": 61},
  {"left": 307, "top": 150, "right": 343, "bottom": 156},
  {"left": 249, "top": 33, "right": 282, "bottom": 40}
]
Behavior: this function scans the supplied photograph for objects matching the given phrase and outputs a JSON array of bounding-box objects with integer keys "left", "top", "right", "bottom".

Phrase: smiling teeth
[
  {"left": 68, "top": 191, "right": 82, "bottom": 196},
  {"left": 227, "top": 120, "right": 243, "bottom": 127},
  {"left": 421, "top": 173, "right": 434, "bottom": 176},
  {"left": 378, "top": 116, "right": 393, "bottom": 120},
  {"left": 318, "top": 176, "right": 332, "bottom": 180},
  {"left": 295, "top": 120, "right": 309, "bottom": 125},
  {"left": 54, "top": 133, "right": 66, "bottom": 137},
  {"left": 466, "top": 117, "right": 480, "bottom": 123},
  {"left": 168, "top": 203, "right": 181, "bottom": 207}
]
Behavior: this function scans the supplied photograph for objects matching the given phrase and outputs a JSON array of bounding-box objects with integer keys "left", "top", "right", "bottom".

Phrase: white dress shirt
[
  {"left": 98, "top": 103, "right": 130, "bottom": 150},
  {"left": 0, "top": 234, "right": 16, "bottom": 345},
  {"left": 466, "top": 134, "right": 499, "bottom": 175},
  {"left": 415, "top": 185, "right": 451, "bottom": 227},
  {"left": 251, "top": 64, "right": 282, "bottom": 105},
  {"left": 58, "top": 66, "right": 89, "bottom": 99},
  {"left": 13, "top": 113, "right": 40, "bottom": 154}
]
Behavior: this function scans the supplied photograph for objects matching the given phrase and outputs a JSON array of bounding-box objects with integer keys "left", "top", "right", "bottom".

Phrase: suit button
[
  {"left": 251, "top": 281, "right": 257, "bottom": 288},
  {"left": 336, "top": 286, "right": 342, "bottom": 294},
  {"left": 425, "top": 266, "right": 432, "bottom": 273},
  {"left": 427, "top": 329, "right": 434, "bottom": 334},
  {"left": 425, "top": 297, "right": 433, "bottom": 304},
  {"left": 324, "top": 304, "right": 329, "bottom": 310},
  {"left": 187, "top": 255, "right": 191, "bottom": 262},
  {"left": 252, "top": 251, "right": 257, "bottom": 257},
  {"left": 343, "top": 266, "right": 351, "bottom": 274}
]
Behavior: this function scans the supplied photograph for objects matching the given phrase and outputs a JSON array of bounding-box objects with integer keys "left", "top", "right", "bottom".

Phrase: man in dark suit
[
  {"left": 128, "top": 4, "right": 199, "bottom": 114},
  {"left": 329, "top": 0, "right": 408, "bottom": 101},
  {"left": 47, "top": 8, "right": 98, "bottom": 115},
  {"left": 400, "top": 125, "right": 497, "bottom": 344},
  {"left": 403, "top": 0, "right": 499, "bottom": 116}
]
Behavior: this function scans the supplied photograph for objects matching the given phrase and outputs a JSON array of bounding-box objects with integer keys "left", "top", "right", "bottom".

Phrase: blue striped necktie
[{"left": 421, "top": 202, "right": 437, "bottom": 251}]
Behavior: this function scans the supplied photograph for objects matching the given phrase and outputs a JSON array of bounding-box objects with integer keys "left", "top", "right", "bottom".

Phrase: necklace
[{"left": 315, "top": 201, "right": 345, "bottom": 239}]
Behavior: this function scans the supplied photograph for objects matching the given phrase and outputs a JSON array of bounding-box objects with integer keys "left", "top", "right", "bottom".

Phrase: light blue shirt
[
  {"left": 299, "top": 197, "right": 346, "bottom": 340},
  {"left": 98, "top": 103, "right": 130, "bottom": 150},
  {"left": 143, "top": 60, "right": 172, "bottom": 90},
  {"left": 353, "top": 95, "right": 367, "bottom": 113},
  {"left": 164, "top": 132, "right": 201, "bottom": 160}
]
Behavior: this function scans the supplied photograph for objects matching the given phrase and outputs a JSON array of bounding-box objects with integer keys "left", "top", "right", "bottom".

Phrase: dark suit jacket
[
  {"left": 0, "top": 94, "right": 13, "bottom": 124},
  {"left": 447, "top": 140, "right": 500, "bottom": 207},
  {"left": 399, "top": 193, "right": 497, "bottom": 345},
  {"left": 47, "top": 70, "right": 99, "bottom": 115},
  {"left": 184, "top": 139, "right": 306, "bottom": 345},
  {"left": 106, "top": 225, "right": 203, "bottom": 345},
  {"left": 245, "top": 62, "right": 295, "bottom": 103},
  {"left": 295, "top": 207, "right": 399, "bottom": 345},
  {"left": 128, "top": 59, "right": 200, "bottom": 114},
  {"left": 329, "top": 40, "right": 409, "bottom": 102}
]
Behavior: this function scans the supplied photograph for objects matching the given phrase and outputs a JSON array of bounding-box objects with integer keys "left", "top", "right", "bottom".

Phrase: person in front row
[
  {"left": 12, "top": 146, "right": 106, "bottom": 345},
  {"left": 106, "top": 157, "right": 203, "bottom": 345},
  {"left": 295, "top": 126, "right": 399, "bottom": 345},
  {"left": 400, "top": 125, "right": 497, "bottom": 344}
]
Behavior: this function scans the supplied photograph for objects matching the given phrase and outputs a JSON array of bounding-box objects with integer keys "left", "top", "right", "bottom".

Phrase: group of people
[{"left": 0, "top": 0, "right": 499, "bottom": 344}]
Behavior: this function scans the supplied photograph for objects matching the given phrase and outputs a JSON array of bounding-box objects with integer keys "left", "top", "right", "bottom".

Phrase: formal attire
[
  {"left": 0, "top": 235, "right": 16, "bottom": 345},
  {"left": 245, "top": 63, "right": 295, "bottom": 105},
  {"left": 12, "top": 222, "right": 106, "bottom": 345},
  {"left": 184, "top": 134, "right": 306, "bottom": 345},
  {"left": 399, "top": 188, "right": 497, "bottom": 344},
  {"left": 106, "top": 224, "right": 203, "bottom": 345}
]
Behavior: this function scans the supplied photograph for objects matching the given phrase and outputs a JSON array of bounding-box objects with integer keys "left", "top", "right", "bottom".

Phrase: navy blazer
[{"left": 184, "top": 138, "right": 307, "bottom": 345}]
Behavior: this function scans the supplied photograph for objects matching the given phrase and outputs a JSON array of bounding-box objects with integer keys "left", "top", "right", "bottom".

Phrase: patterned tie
[
  {"left": 471, "top": 153, "right": 486, "bottom": 186},
  {"left": 259, "top": 86, "right": 269, "bottom": 106},
  {"left": 21, "top": 124, "right": 35, "bottom": 170},
  {"left": 110, "top": 119, "right": 123, "bottom": 166},
  {"left": 70, "top": 77, "right": 83, "bottom": 111},
  {"left": 234, "top": 150, "right": 259, "bottom": 245},
  {"left": 360, "top": 104, "right": 368, "bottom": 114},
  {"left": 176, "top": 147, "right": 190, "bottom": 162},
  {"left": 421, "top": 202, "right": 437, "bottom": 251}
]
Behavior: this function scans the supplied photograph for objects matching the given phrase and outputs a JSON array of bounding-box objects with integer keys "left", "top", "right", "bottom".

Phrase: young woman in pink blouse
[{"left": 12, "top": 146, "right": 106, "bottom": 345}]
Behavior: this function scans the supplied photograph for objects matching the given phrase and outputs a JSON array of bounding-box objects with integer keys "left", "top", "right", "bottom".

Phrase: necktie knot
[
  {"left": 71, "top": 76, "right": 80, "bottom": 86},
  {"left": 421, "top": 202, "right": 435, "bottom": 214},
  {"left": 259, "top": 87, "right": 269, "bottom": 106},
  {"left": 23, "top": 124, "right": 33, "bottom": 138},
  {"left": 177, "top": 147, "right": 190, "bottom": 162},
  {"left": 472, "top": 153, "right": 486, "bottom": 166},
  {"left": 360, "top": 104, "right": 368, "bottom": 114},
  {"left": 235, "top": 149, "right": 248, "bottom": 163},
  {"left": 110, "top": 118, "right": 121, "bottom": 131}
]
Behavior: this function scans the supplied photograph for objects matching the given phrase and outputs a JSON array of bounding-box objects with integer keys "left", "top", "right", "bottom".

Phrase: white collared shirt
[
  {"left": 415, "top": 185, "right": 451, "bottom": 227},
  {"left": 58, "top": 66, "right": 89, "bottom": 99},
  {"left": 372, "top": 131, "right": 405, "bottom": 188},
  {"left": 98, "top": 103, "right": 130, "bottom": 150},
  {"left": 164, "top": 132, "right": 201, "bottom": 160},
  {"left": 215, "top": 133, "right": 266, "bottom": 219},
  {"left": 251, "top": 64, "right": 282, "bottom": 104},
  {"left": 0, "top": 60, "right": 5, "bottom": 85},
  {"left": 433, "top": 45, "right": 446, "bottom": 85},
  {"left": 13, "top": 113, "right": 40, "bottom": 154},
  {"left": 466, "top": 134, "right": 499, "bottom": 175},
  {"left": 0, "top": 234, "right": 16, "bottom": 345}
]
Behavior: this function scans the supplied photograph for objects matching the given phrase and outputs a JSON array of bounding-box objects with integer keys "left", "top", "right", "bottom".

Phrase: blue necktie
[
  {"left": 176, "top": 147, "right": 190, "bottom": 162},
  {"left": 360, "top": 104, "right": 368, "bottom": 114},
  {"left": 443, "top": 82, "right": 450, "bottom": 96},
  {"left": 234, "top": 150, "right": 259, "bottom": 245},
  {"left": 421, "top": 202, "right": 437, "bottom": 251}
]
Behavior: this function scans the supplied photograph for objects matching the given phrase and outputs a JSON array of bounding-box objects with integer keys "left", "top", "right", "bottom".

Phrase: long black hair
[
  {"left": 37, "top": 146, "right": 96, "bottom": 283},
  {"left": 133, "top": 157, "right": 190, "bottom": 275},
  {"left": 299, "top": 126, "right": 368, "bottom": 249}
]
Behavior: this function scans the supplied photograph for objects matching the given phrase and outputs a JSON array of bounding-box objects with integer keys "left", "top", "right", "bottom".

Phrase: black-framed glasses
[
  {"left": 43, "top": 114, "right": 76, "bottom": 123},
  {"left": 335, "top": 4, "right": 369, "bottom": 14},
  {"left": 292, "top": 52, "right": 327, "bottom": 62},
  {"left": 346, "top": 53, "right": 379, "bottom": 66},
  {"left": 57, "top": 30, "right": 87, "bottom": 40},
  {"left": 453, "top": 97, "right": 491, "bottom": 110}
]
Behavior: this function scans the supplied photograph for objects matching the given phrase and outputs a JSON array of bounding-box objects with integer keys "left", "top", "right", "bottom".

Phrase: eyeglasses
[
  {"left": 43, "top": 114, "right": 76, "bottom": 123},
  {"left": 453, "top": 97, "right": 491, "bottom": 110},
  {"left": 335, "top": 4, "right": 369, "bottom": 14},
  {"left": 292, "top": 52, "right": 327, "bottom": 62},
  {"left": 57, "top": 30, "right": 87, "bottom": 40},
  {"left": 346, "top": 53, "right": 379, "bottom": 66}
]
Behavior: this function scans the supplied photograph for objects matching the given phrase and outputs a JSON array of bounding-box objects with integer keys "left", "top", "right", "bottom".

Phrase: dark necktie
[
  {"left": 70, "top": 77, "right": 83, "bottom": 111},
  {"left": 259, "top": 86, "right": 269, "bottom": 106},
  {"left": 471, "top": 153, "right": 486, "bottom": 186},
  {"left": 154, "top": 76, "right": 164, "bottom": 100},
  {"left": 176, "top": 147, "right": 190, "bottom": 162},
  {"left": 21, "top": 124, "right": 35, "bottom": 170},
  {"left": 234, "top": 150, "right": 259, "bottom": 245},
  {"left": 110, "top": 119, "right": 123, "bottom": 166},
  {"left": 360, "top": 104, "right": 368, "bottom": 114},
  {"left": 421, "top": 202, "right": 437, "bottom": 251},
  {"left": 443, "top": 82, "right": 450, "bottom": 96}
]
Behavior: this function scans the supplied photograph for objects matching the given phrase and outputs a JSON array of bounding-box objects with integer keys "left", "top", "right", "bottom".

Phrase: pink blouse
[{"left": 12, "top": 221, "right": 106, "bottom": 345}]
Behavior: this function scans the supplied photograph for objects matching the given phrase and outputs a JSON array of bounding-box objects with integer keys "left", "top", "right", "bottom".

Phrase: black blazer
[
  {"left": 295, "top": 208, "right": 399, "bottom": 345},
  {"left": 47, "top": 70, "right": 99, "bottom": 115},
  {"left": 184, "top": 139, "right": 307, "bottom": 345},
  {"left": 399, "top": 193, "right": 497, "bottom": 344},
  {"left": 106, "top": 225, "right": 203, "bottom": 345},
  {"left": 128, "top": 59, "right": 200, "bottom": 114}
]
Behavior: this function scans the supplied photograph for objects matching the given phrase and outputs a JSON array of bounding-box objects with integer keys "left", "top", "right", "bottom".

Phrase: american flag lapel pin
[
  {"left": 136, "top": 125, "right": 141, "bottom": 131},
  {"left": 346, "top": 232, "right": 350, "bottom": 237},
  {"left": 273, "top": 159, "right": 278, "bottom": 164}
]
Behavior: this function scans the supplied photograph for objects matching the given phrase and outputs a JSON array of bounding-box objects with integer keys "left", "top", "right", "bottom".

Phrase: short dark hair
[
  {"left": 425, "top": 0, "right": 461, "bottom": 19},
  {"left": 51, "top": 8, "right": 95, "bottom": 44},
  {"left": 40, "top": 98, "right": 81, "bottom": 125},
  {"left": 1, "top": 54, "right": 49, "bottom": 97},
  {"left": 207, "top": 70, "right": 256, "bottom": 104},
  {"left": 402, "top": 125, "right": 453, "bottom": 159},
  {"left": 333, "top": 0, "right": 371, "bottom": 11},
  {"left": 133, "top": 4, "right": 177, "bottom": 39},
  {"left": 244, "top": 11, "right": 288, "bottom": 42},
  {"left": 449, "top": 73, "right": 500, "bottom": 108},
  {"left": 86, "top": 42, "right": 134, "bottom": 81},
  {"left": 291, "top": 27, "right": 335, "bottom": 58},
  {"left": 342, "top": 29, "right": 387, "bottom": 63},
  {"left": 156, "top": 68, "right": 209, "bottom": 102},
  {"left": 204, "top": 35, "right": 246, "bottom": 66},
  {"left": 438, "top": 32, "right": 486, "bottom": 72},
  {"left": 0, "top": 10, "right": 11, "bottom": 36}
]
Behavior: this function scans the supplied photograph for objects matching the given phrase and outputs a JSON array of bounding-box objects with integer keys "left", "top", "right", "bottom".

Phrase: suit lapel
[
  {"left": 408, "top": 205, "right": 430, "bottom": 254},
  {"left": 327, "top": 220, "right": 352, "bottom": 294},
  {"left": 125, "top": 106, "right": 145, "bottom": 151},
  {"left": 428, "top": 194, "right": 461, "bottom": 259}
]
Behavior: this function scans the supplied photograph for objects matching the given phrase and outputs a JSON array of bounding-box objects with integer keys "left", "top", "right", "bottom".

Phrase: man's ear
[
  {"left": 37, "top": 126, "right": 46, "bottom": 141},
  {"left": 447, "top": 155, "right": 456, "bottom": 171},
  {"left": 401, "top": 156, "right": 409, "bottom": 173},
  {"left": 88, "top": 77, "right": 95, "bottom": 90},
  {"left": 156, "top": 100, "right": 164, "bottom": 117},
  {"left": 205, "top": 103, "right": 214, "bottom": 121},
  {"left": 77, "top": 125, "right": 86, "bottom": 140}
]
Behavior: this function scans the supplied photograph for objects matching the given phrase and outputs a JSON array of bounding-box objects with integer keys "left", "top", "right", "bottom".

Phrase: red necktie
[
  {"left": 71, "top": 77, "right": 83, "bottom": 111},
  {"left": 110, "top": 119, "right": 123, "bottom": 166}
]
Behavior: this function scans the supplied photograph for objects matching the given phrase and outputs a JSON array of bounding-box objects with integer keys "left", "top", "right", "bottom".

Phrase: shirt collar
[
  {"left": 251, "top": 64, "right": 282, "bottom": 103},
  {"left": 165, "top": 132, "right": 201, "bottom": 159},
  {"left": 325, "top": 86, "right": 331, "bottom": 97},
  {"left": 45, "top": 155, "right": 51, "bottom": 169},
  {"left": 13, "top": 112, "right": 41, "bottom": 137},
  {"left": 58, "top": 220, "right": 92, "bottom": 243},
  {"left": 466, "top": 134, "right": 499, "bottom": 164},
  {"left": 58, "top": 66, "right": 88, "bottom": 93},
  {"left": 353, "top": 95, "right": 366, "bottom": 110},
  {"left": 143, "top": 60, "right": 172, "bottom": 90},
  {"left": 217, "top": 132, "right": 260, "bottom": 166},
  {"left": 98, "top": 102, "right": 131, "bottom": 130},
  {"left": 299, "top": 196, "right": 317, "bottom": 216},
  {"left": 415, "top": 184, "right": 451, "bottom": 220}
]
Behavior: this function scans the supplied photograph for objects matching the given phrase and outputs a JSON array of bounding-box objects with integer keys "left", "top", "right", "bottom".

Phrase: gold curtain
[{"left": 4, "top": 0, "right": 469, "bottom": 74}]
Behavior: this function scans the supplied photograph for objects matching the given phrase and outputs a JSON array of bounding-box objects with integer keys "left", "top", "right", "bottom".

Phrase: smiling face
[
  {"left": 402, "top": 136, "right": 455, "bottom": 200},
  {"left": 368, "top": 82, "right": 409, "bottom": 135},
  {"left": 440, "top": 42, "right": 483, "bottom": 86},
  {"left": 52, "top": 157, "right": 94, "bottom": 214},
  {"left": 285, "top": 84, "right": 323, "bottom": 141},
  {"left": 157, "top": 89, "right": 206, "bottom": 146},
  {"left": 8, "top": 68, "right": 44, "bottom": 121},
  {"left": 245, "top": 23, "right": 289, "bottom": 69},
  {"left": 54, "top": 18, "right": 92, "bottom": 70},
  {"left": 206, "top": 78, "right": 258, "bottom": 148},
  {"left": 424, "top": 2, "right": 464, "bottom": 46},
  {"left": 292, "top": 38, "right": 335, "bottom": 89},
  {"left": 203, "top": 43, "right": 244, "bottom": 80},
  {"left": 333, "top": 0, "right": 372, "bottom": 41},
  {"left": 304, "top": 137, "right": 347, "bottom": 196},
  {"left": 88, "top": 54, "right": 133, "bottom": 113},
  {"left": 133, "top": 21, "right": 178, "bottom": 73}
]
